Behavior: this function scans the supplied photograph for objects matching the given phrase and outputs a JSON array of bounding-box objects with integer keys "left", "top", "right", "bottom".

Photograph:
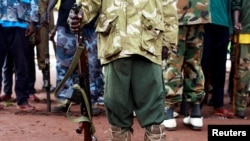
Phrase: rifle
[
  {"left": 44, "top": 47, "right": 51, "bottom": 112},
  {"left": 71, "top": 3, "right": 96, "bottom": 141},
  {"left": 40, "top": 6, "right": 52, "bottom": 112},
  {"left": 232, "top": 34, "right": 240, "bottom": 113},
  {"left": 53, "top": 3, "right": 96, "bottom": 140}
]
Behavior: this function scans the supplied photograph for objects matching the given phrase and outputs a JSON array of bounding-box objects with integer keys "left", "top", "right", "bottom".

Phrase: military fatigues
[
  {"left": 54, "top": 0, "right": 76, "bottom": 101},
  {"left": 232, "top": 44, "right": 250, "bottom": 113},
  {"left": 55, "top": 26, "right": 78, "bottom": 101},
  {"left": 56, "top": 24, "right": 104, "bottom": 102},
  {"left": 82, "top": 22, "right": 105, "bottom": 102},
  {"left": 163, "top": 0, "right": 210, "bottom": 108},
  {"left": 232, "top": 0, "right": 250, "bottom": 116},
  {"left": 76, "top": 0, "right": 178, "bottom": 140}
]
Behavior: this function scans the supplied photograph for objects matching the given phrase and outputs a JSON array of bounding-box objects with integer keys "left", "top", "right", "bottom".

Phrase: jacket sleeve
[
  {"left": 77, "top": 0, "right": 101, "bottom": 26},
  {"left": 162, "top": 0, "right": 178, "bottom": 49},
  {"left": 232, "top": 0, "right": 242, "bottom": 11},
  {"left": 228, "top": 0, "right": 234, "bottom": 35}
]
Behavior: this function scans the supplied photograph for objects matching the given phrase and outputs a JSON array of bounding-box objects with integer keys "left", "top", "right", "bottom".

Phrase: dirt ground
[{"left": 0, "top": 56, "right": 250, "bottom": 141}]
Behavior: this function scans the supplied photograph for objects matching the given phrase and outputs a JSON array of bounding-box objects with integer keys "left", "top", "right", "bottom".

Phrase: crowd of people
[
  {"left": 0, "top": 0, "right": 250, "bottom": 140},
  {"left": 0, "top": 0, "right": 104, "bottom": 113}
]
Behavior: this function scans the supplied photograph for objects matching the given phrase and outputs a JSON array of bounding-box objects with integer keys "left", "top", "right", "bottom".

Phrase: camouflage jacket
[
  {"left": 76, "top": 0, "right": 178, "bottom": 65},
  {"left": 177, "top": 0, "right": 210, "bottom": 25},
  {"left": 0, "top": 0, "right": 38, "bottom": 27}
]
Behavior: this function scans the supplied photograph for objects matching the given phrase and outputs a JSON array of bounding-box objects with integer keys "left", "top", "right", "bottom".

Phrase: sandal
[
  {"left": 17, "top": 104, "right": 36, "bottom": 111},
  {"left": 0, "top": 95, "right": 16, "bottom": 102},
  {"left": 214, "top": 108, "right": 234, "bottom": 118}
]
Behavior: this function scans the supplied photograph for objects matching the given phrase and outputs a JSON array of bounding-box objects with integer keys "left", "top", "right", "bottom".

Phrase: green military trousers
[
  {"left": 104, "top": 56, "right": 165, "bottom": 130},
  {"left": 163, "top": 25, "right": 206, "bottom": 108},
  {"left": 233, "top": 44, "right": 250, "bottom": 112}
]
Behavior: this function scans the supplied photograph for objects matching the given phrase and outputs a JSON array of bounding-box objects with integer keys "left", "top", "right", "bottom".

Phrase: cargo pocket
[
  {"left": 96, "top": 15, "right": 122, "bottom": 58},
  {"left": 141, "top": 13, "right": 165, "bottom": 56}
]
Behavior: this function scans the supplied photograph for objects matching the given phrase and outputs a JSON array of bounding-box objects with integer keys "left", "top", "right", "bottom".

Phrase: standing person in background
[
  {"left": 162, "top": 0, "right": 208, "bottom": 131},
  {"left": 0, "top": 32, "right": 41, "bottom": 103},
  {"left": 231, "top": 0, "right": 250, "bottom": 119},
  {"left": 201, "top": 0, "right": 234, "bottom": 118},
  {"left": 0, "top": 33, "right": 41, "bottom": 103},
  {"left": 68, "top": 0, "right": 178, "bottom": 140},
  {"left": 0, "top": 0, "right": 55, "bottom": 103},
  {"left": 0, "top": 0, "right": 38, "bottom": 111},
  {"left": 0, "top": 25, "right": 43, "bottom": 103}
]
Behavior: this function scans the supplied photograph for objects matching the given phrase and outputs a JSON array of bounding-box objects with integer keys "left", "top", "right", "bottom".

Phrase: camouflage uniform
[
  {"left": 163, "top": 0, "right": 210, "bottom": 108},
  {"left": 55, "top": 26, "right": 77, "bottom": 101},
  {"left": 82, "top": 22, "right": 105, "bottom": 102},
  {"left": 231, "top": 0, "right": 250, "bottom": 117},
  {"left": 56, "top": 25, "right": 104, "bottom": 102},
  {"left": 232, "top": 44, "right": 250, "bottom": 114},
  {"left": 75, "top": 0, "right": 178, "bottom": 140}
]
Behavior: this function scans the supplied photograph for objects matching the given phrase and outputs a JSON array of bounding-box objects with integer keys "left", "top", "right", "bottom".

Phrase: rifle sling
[
  {"left": 53, "top": 44, "right": 95, "bottom": 134},
  {"left": 54, "top": 44, "right": 83, "bottom": 103}
]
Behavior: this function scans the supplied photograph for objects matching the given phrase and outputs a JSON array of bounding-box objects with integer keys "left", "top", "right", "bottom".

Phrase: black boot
[
  {"left": 179, "top": 95, "right": 189, "bottom": 116},
  {"left": 162, "top": 107, "right": 177, "bottom": 130},
  {"left": 191, "top": 103, "right": 201, "bottom": 117},
  {"left": 52, "top": 102, "right": 70, "bottom": 113}
]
